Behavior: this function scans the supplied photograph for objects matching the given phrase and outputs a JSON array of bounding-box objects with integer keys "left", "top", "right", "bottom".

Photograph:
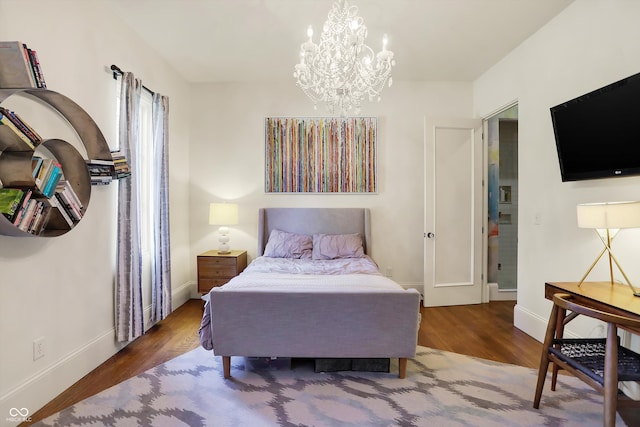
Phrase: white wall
[
  {"left": 474, "top": 0, "right": 640, "bottom": 342},
  {"left": 188, "top": 80, "right": 474, "bottom": 288},
  {"left": 0, "top": 0, "right": 192, "bottom": 419}
]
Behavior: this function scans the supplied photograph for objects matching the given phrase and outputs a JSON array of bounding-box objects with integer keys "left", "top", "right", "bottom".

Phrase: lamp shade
[
  {"left": 209, "top": 203, "right": 239, "bottom": 225},
  {"left": 577, "top": 201, "right": 640, "bottom": 229}
]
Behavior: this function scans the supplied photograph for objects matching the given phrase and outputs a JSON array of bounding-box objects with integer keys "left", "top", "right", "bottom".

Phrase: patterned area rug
[{"left": 34, "top": 346, "right": 624, "bottom": 427}]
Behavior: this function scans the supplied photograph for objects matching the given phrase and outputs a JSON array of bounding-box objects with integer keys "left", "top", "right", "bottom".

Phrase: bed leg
[
  {"left": 223, "top": 356, "right": 231, "bottom": 379},
  {"left": 398, "top": 357, "right": 407, "bottom": 379}
]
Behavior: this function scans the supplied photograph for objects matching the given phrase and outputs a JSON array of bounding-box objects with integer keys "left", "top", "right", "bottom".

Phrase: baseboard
[
  {"left": 513, "top": 303, "right": 548, "bottom": 343},
  {"left": 173, "top": 280, "right": 196, "bottom": 307},
  {"left": 0, "top": 281, "right": 196, "bottom": 421},
  {"left": 400, "top": 282, "right": 422, "bottom": 294},
  {"left": 401, "top": 282, "right": 517, "bottom": 303},
  {"left": 513, "top": 302, "right": 582, "bottom": 343},
  {"left": 488, "top": 283, "right": 517, "bottom": 301}
]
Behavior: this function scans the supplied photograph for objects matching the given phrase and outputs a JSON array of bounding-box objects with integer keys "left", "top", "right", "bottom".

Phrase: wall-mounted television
[{"left": 551, "top": 71, "right": 640, "bottom": 182}]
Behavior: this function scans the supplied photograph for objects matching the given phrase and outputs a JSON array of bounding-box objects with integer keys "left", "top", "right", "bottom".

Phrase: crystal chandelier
[{"left": 293, "top": 0, "right": 395, "bottom": 116}]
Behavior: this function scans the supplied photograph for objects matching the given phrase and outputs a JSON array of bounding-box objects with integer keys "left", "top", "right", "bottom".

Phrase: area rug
[{"left": 33, "top": 346, "right": 624, "bottom": 427}]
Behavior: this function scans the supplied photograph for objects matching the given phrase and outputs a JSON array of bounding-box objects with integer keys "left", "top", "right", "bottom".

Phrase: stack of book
[
  {"left": 32, "top": 156, "right": 63, "bottom": 197},
  {"left": 16, "top": 198, "right": 51, "bottom": 234},
  {"left": 0, "top": 187, "right": 52, "bottom": 234},
  {"left": 0, "top": 106, "right": 43, "bottom": 150},
  {"left": 48, "top": 179, "right": 84, "bottom": 227},
  {"left": 0, "top": 41, "right": 46, "bottom": 89},
  {"left": 86, "top": 159, "right": 115, "bottom": 185},
  {"left": 111, "top": 150, "right": 131, "bottom": 180}
]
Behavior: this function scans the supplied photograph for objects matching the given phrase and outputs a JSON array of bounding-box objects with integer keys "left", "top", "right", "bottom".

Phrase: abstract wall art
[{"left": 265, "top": 117, "right": 377, "bottom": 193}]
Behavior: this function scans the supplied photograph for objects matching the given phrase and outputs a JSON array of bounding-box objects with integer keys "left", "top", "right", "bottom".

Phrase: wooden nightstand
[{"left": 197, "top": 250, "right": 247, "bottom": 294}]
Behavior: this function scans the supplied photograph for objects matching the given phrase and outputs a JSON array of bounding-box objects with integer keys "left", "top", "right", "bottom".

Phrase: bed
[{"left": 199, "top": 208, "right": 421, "bottom": 378}]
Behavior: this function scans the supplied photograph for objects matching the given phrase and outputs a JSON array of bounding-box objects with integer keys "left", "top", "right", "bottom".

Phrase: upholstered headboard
[{"left": 257, "top": 208, "right": 371, "bottom": 256}]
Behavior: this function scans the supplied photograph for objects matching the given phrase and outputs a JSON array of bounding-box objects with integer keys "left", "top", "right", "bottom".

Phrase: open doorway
[{"left": 485, "top": 104, "right": 518, "bottom": 300}]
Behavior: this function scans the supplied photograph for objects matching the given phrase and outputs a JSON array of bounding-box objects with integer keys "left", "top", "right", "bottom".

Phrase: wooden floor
[{"left": 24, "top": 299, "right": 637, "bottom": 426}]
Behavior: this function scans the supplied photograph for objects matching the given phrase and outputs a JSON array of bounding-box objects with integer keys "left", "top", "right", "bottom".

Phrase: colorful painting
[{"left": 265, "top": 117, "right": 377, "bottom": 193}]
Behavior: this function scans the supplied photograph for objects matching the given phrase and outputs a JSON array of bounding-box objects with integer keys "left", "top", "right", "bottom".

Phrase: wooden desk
[{"left": 545, "top": 281, "right": 640, "bottom": 331}]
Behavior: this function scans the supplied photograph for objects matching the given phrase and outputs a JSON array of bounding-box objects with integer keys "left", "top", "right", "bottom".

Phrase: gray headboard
[{"left": 257, "top": 208, "right": 371, "bottom": 256}]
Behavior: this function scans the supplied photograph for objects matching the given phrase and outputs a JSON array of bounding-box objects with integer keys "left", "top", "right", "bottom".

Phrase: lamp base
[
  {"left": 218, "top": 228, "right": 231, "bottom": 254},
  {"left": 217, "top": 242, "right": 231, "bottom": 254}
]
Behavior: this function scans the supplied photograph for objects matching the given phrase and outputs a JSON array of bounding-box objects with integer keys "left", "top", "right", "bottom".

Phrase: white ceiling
[{"left": 104, "top": 0, "right": 574, "bottom": 83}]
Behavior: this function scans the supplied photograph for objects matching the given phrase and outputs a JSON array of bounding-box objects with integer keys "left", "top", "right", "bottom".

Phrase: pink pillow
[
  {"left": 312, "top": 233, "right": 365, "bottom": 260},
  {"left": 263, "top": 229, "right": 312, "bottom": 259}
]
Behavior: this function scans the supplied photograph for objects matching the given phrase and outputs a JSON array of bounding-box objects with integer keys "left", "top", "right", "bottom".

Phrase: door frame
[{"left": 483, "top": 101, "right": 519, "bottom": 301}]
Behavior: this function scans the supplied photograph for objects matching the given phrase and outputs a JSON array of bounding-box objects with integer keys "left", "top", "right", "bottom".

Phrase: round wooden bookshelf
[{"left": 0, "top": 89, "right": 111, "bottom": 237}]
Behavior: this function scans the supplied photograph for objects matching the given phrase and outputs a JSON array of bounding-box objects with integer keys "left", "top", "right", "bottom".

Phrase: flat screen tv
[{"left": 551, "top": 71, "right": 640, "bottom": 182}]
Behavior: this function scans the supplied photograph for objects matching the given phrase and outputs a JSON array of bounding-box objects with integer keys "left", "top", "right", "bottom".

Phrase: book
[
  {"left": 0, "top": 41, "right": 35, "bottom": 88},
  {"left": 0, "top": 107, "right": 42, "bottom": 144},
  {"left": 12, "top": 189, "right": 32, "bottom": 225},
  {"left": 28, "top": 49, "right": 46, "bottom": 89},
  {"left": 0, "top": 112, "right": 35, "bottom": 149},
  {"left": 22, "top": 44, "right": 39, "bottom": 88},
  {"left": 0, "top": 188, "right": 24, "bottom": 220},
  {"left": 32, "top": 156, "right": 43, "bottom": 178},
  {"left": 90, "top": 176, "right": 113, "bottom": 185},
  {"left": 46, "top": 196, "right": 74, "bottom": 227},
  {"left": 87, "top": 159, "right": 114, "bottom": 166},
  {"left": 42, "top": 164, "right": 63, "bottom": 197},
  {"left": 18, "top": 199, "right": 38, "bottom": 231},
  {"left": 34, "top": 158, "right": 55, "bottom": 193},
  {"left": 29, "top": 204, "right": 51, "bottom": 234},
  {"left": 60, "top": 180, "right": 83, "bottom": 210}
]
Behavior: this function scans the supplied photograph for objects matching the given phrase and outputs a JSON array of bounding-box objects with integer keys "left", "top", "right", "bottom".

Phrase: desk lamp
[
  {"left": 576, "top": 201, "right": 640, "bottom": 296},
  {"left": 209, "top": 203, "right": 239, "bottom": 254}
]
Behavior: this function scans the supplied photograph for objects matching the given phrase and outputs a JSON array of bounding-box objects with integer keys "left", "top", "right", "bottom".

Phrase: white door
[{"left": 423, "top": 118, "right": 484, "bottom": 307}]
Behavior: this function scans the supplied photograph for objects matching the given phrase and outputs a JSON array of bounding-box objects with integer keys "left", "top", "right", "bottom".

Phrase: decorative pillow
[
  {"left": 312, "top": 233, "right": 365, "bottom": 260},
  {"left": 263, "top": 229, "right": 312, "bottom": 259}
]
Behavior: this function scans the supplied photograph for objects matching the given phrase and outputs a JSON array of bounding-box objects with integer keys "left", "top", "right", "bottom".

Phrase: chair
[{"left": 533, "top": 293, "right": 640, "bottom": 427}]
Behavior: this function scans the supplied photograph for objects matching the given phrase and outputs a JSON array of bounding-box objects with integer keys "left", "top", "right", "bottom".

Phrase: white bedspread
[
  {"left": 245, "top": 256, "right": 381, "bottom": 275},
  {"left": 216, "top": 256, "right": 403, "bottom": 293}
]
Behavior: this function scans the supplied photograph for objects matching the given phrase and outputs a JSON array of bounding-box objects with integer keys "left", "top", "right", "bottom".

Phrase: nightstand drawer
[
  {"left": 198, "top": 261, "right": 237, "bottom": 278},
  {"left": 199, "top": 256, "right": 237, "bottom": 268},
  {"left": 200, "top": 278, "right": 231, "bottom": 289}
]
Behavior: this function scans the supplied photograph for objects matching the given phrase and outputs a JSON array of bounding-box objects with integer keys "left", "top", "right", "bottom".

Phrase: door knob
[{"left": 426, "top": 232, "right": 435, "bottom": 238}]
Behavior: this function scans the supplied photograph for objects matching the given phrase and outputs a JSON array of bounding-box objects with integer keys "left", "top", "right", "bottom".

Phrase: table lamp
[
  {"left": 209, "top": 203, "right": 239, "bottom": 254},
  {"left": 576, "top": 201, "right": 640, "bottom": 296}
]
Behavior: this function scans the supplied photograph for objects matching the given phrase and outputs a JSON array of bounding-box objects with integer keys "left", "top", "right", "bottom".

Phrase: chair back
[{"left": 553, "top": 293, "right": 640, "bottom": 330}]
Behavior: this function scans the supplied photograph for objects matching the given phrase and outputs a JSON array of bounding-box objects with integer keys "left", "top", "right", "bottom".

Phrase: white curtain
[
  {"left": 115, "top": 72, "right": 143, "bottom": 342},
  {"left": 150, "top": 93, "right": 171, "bottom": 323}
]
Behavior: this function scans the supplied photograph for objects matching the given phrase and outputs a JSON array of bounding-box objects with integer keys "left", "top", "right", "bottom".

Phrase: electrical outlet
[
  {"left": 33, "top": 337, "right": 45, "bottom": 361},
  {"left": 386, "top": 267, "right": 393, "bottom": 277}
]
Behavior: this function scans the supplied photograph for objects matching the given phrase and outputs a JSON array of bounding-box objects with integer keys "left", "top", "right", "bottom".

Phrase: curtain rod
[{"left": 110, "top": 64, "right": 155, "bottom": 96}]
